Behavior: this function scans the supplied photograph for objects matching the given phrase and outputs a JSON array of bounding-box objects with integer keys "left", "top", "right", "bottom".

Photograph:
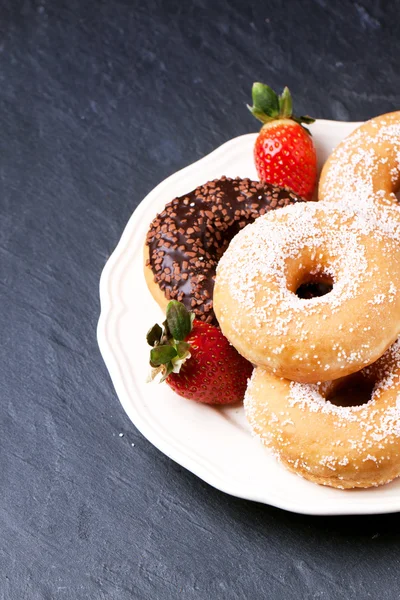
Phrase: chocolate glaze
[{"left": 146, "top": 176, "right": 305, "bottom": 325}]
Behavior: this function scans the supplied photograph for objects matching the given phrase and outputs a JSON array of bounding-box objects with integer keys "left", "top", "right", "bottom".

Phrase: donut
[
  {"left": 144, "top": 176, "right": 304, "bottom": 326},
  {"left": 213, "top": 201, "right": 400, "bottom": 383},
  {"left": 319, "top": 111, "right": 400, "bottom": 208},
  {"left": 244, "top": 338, "right": 400, "bottom": 489}
]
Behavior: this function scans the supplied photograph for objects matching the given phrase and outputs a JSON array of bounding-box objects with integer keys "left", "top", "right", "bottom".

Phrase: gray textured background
[{"left": 1, "top": 1, "right": 400, "bottom": 598}]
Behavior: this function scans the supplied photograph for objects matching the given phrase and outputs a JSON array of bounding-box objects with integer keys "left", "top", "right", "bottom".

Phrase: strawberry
[
  {"left": 248, "top": 83, "right": 317, "bottom": 200},
  {"left": 146, "top": 300, "right": 253, "bottom": 405}
]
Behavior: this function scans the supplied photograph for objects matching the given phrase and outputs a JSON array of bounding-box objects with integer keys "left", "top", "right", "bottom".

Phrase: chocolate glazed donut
[{"left": 144, "top": 176, "right": 305, "bottom": 325}]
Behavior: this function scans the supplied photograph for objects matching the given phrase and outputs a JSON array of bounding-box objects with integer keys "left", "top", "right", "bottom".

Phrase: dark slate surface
[{"left": 1, "top": 0, "right": 400, "bottom": 598}]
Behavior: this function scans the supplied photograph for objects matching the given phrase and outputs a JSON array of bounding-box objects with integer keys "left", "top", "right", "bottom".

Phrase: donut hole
[
  {"left": 295, "top": 274, "right": 334, "bottom": 300},
  {"left": 325, "top": 373, "right": 374, "bottom": 408}
]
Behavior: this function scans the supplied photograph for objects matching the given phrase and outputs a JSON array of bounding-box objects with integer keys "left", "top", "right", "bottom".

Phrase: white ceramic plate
[{"left": 98, "top": 119, "right": 400, "bottom": 515}]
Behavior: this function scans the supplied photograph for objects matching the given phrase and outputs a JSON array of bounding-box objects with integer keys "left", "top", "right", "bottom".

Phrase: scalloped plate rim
[{"left": 98, "top": 120, "right": 400, "bottom": 515}]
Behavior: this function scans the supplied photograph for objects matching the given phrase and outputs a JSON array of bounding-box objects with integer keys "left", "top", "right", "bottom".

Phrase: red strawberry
[
  {"left": 147, "top": 301, "right": 253, "bottom": 405},
  {"left": 248, "top": 83, "right": 317, "bottom": 200}
]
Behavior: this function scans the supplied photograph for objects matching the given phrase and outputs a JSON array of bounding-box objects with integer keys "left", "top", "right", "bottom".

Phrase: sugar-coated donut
[
  {"left": 244, "top": 338, "right": 400, "bottom": 489},
  {"left": 319, "top": 111, "right": 400, "bottom": 207},
  {"left": 214, "top": 201, "right": 400, "bottom": 383},
  {"left": 144, "top": 177, "right": 304, "bottom": 326}
]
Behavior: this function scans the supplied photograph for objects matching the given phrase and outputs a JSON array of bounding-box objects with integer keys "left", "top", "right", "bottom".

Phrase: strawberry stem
[
  {"left": 146, "top": 301, "right": 195, "bottom": 382},
  {"left": 247, "top": 82, "right": 315, "bottom": 131}
]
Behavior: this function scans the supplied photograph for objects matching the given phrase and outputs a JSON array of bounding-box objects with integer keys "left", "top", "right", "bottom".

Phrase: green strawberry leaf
[
  {"left": 279, "top": 86, "right": 293, "bottom": 118},
  {"left": 292, "top": 116, "right": 313, "bottom": 135},
  {"left": 166, "top": 300, "right": 193, "bottom": 341},
  {"left": 299, "top": 115, "right": 315, "bottom": 124},
  {"left": 162, "top": 318, "right": 171, "bottom": 339},
  {"left": 150, "top": 344, "right": 177, "bottom": 367},
  {"left": 248, "top": 82, "right": 281, "bottom": 123},
  {"left": 146, "top": 323, "right": 163, "bottom": 347},
  {"left": 251, "top": 82, "right": 280, "bottom": 117},
  {"left": 247, "top": 105, "right": 277, "bottom": 124}
]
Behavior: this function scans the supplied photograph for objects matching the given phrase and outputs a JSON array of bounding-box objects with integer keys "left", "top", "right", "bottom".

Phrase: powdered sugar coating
[
  {"left": 320, "top": 112, "right": 400, "bottom": 209},
  {"left": 237, "top": 113, "right": 400, "bottom": 488},
  {"left": 244, "top": 339, "right": 400, "bottom": 488},
  {"left": 214, "top": 200, "right": 400, "bottom": 382}
]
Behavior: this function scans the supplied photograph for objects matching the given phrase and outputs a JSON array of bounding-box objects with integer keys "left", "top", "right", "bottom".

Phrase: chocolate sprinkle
[{"left": 146, "top": 176, "right": 306, "bottom": 325}]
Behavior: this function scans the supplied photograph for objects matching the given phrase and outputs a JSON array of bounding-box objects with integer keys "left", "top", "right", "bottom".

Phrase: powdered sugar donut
[
  {"left": 213, "top": 201, "right": 400, "bottom": 383},
  {"left": 244, "top": 339, "right": 400, "bottom": 489},
  {"left": 319, "top": 111, "right": 400, "bottom": 208}
]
